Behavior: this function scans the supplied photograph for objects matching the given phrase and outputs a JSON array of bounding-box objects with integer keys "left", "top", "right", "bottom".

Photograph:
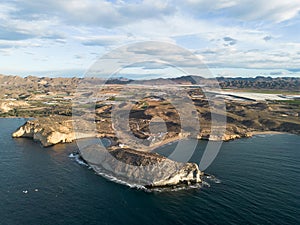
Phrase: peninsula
[{"left": 2, "top": 74, "right": 300, "bottom": 189}]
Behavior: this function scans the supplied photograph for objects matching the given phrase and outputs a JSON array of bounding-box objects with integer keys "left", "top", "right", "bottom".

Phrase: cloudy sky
[{"left": 0, "top": 0, "right": 300, "bottom": 78}]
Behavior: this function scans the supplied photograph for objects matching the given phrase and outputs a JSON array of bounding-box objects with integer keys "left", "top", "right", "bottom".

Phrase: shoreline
[
  {"left": 249, "top": 131, "right": 287, "bottom": 136},
  {"left": 8, "top": 116, "right": 295, "bottom": 149}
]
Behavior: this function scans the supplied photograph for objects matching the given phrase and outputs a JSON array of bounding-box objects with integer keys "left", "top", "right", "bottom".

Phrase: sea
[{"left": 0, "top": 118, "right": 299, "bottom": 225}]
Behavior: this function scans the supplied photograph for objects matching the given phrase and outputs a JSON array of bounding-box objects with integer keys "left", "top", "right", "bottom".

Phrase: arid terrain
[
  {"left": 2, "top": 74, "right": 300, "bottom": 141},
  {"left": 3, "top": 74, "right": 300, "bottom": 188}
]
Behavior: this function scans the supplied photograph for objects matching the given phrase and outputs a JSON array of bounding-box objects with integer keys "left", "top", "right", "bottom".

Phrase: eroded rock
[
  {"left": 12, "top": 116, "right": 95, "bottom": 147},
  {"left": 80, "top": 144, "right": 203, "bottom": 188}
]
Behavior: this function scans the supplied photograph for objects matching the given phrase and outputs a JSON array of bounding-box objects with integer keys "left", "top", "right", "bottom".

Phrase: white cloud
[
  {"left": 198, "top": 42, "right": 300, "bottom": 70},
  {"left": 7, "top": 0, "right": 176, "bottom": 28},
  {"left": 228, "top": 0, "right": 300, "bottom": 23},
  {"left": 0, "top": 0, "right": 300, "bottom": 76},
  {"left": 78, "top": 34, "right": 138, "bottom": 46},
  {"left": 180, "top": 0, "right": 300, "bottom": 23}
]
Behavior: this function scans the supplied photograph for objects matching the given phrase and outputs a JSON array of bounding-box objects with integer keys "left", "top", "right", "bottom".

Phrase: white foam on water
[
  {"left": 202, "top": 181, "right": 211, "bottom": 187},
  {"left": 69, "top": 153, "right": 90, "bottom": 168},
  {"left": 203, "top": 174, "right": 222, "bottom": 186},
  {"left": 208, "top": 176, "right": 221, "bottom": 184},
  {"left": 68, "top": 153, "right": 76, "bottom": 158},
  {"left": 94, "top": 171, "right": 148, "bottom": 191},
  {"left": 150, "top": 183, "right": 204, "bottom": 192},
  {"left": 256, "top": 134, "right": 268, "bottom": 138}
]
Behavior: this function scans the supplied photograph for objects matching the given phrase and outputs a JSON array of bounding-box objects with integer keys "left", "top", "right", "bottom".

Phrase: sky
[{"left": 0, "top": 0, "right": 300, "bottom": 78}]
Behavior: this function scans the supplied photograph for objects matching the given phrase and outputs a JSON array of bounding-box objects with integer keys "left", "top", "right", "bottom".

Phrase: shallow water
[{"left": 0, "top": 118, "right": 299, "bottom": 225}]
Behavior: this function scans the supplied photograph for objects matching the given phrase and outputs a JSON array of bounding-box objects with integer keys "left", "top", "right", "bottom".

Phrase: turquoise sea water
[{"left": 0, "top": 118, "right": 299, "bottom": 225}]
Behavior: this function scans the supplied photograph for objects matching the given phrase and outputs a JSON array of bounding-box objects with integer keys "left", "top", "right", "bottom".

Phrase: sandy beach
[{"left": 249, "top": 131, "right": 286, "bottom": 136}]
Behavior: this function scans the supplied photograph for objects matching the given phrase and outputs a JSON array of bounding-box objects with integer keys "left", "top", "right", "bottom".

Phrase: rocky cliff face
[
  {"left": 12, "top": 117, "right": 203, "bottom": 189},
  {"left": 12, "top": 117, "right": 95, "bottom": 147},
  {"left": 12, "top": 119, "right": 76, "bottom": 147},
  {"left": 80, "top": 145, "right": 203, "bottom": 188}
]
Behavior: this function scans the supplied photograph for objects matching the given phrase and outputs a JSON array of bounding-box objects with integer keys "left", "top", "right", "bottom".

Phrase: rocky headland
[
  {"left": 12, "top": 117, "right": 204, "bottom": 189},
  {"left": 12, "top": 116, "right": 97, "bottom": 147},
  {"left": 11, "top": 109, "right": 299, "bottom": 189},
  {"left": 80, "top": 144, "right": 203, "bottom": 188},
  {"left": 5, "top": 74, "right": 300, "bottom": 190}
]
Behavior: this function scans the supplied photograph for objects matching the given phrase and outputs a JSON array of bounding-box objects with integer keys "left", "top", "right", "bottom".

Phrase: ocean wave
[
  {"left": 149, "top": 183, "right": 204, "bottom": 192},
  {"left": 201, "top": 181, "right": 211, "bottom": 187},
  {"left": 92, "top": 169, "right": 148, "bottom": 191},
  {"left": 69, "top": 153, "right": 90, "bottom": 168},
  {"left": 203, "top": 174, "right": 222, "bottom": 185},
  {"left": 255, "top": 134, "right": 268, "bottom": 138}
]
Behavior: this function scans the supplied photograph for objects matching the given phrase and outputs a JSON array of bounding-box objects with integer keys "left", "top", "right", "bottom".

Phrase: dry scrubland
[
  {"left": 4, "top": 74, "right": 300, "bottom": 189},
  {"left": 2, "top": 74, "right": 299, "bottom": 143}
]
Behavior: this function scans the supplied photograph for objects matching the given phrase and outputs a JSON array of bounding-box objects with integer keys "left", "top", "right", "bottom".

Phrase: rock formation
[
  {"left": 12, "top": 116, "right": 95, "bottom": 147},
  {"left": 0, "top": 101, "right": 30, "bottom": 113},
  {"left": 80, "top": 145, "right": 203, "bottom": 188},
  {"left": 12, "top": 116, "right": 203, "bottom": 189}
]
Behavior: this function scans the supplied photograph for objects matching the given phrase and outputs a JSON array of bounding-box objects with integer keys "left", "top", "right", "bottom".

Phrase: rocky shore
[
  {"left": 11, "top": 110, "right": 300, "bottom": 189},
  {"left": 12, "top": 116, "right": 96, "bottom": 147},
  {"left": 5, "top": 74, "right": 300, "bottom": 190},
  {"left": 12, "top": 117, "right": 204, "bottom": 189},
  {"left": 8, "top": 117, "right": 252, "bottom": 189},
  {"left": 80, "top": 145, "right": 203, "bottom": 188},
  {"left": 11, "top": 117, "right": 258, "bottom": 147},
  {"left": 13, "top": 114, "right": 299, "bottom": 147}
]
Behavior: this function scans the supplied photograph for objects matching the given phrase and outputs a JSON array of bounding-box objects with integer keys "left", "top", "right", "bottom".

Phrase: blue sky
[{"left": 0, "top": 0, "right": 300, "bottom": 78}]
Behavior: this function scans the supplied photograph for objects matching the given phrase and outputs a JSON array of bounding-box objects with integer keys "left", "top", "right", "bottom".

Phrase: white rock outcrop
[{"left": 12, "top": 117, "right": 95, "bottom": 147}]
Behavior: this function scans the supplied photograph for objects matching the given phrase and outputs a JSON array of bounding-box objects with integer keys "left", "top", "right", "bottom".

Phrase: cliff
[
  {"left": 12, "top": 116, "right": 203, "bottom": 189},
  {"left": 12, "top": 116, "right": 95, "bottom": 147},
  {"left": 80, "top": 145, "right": 203, "bottom": 188}
]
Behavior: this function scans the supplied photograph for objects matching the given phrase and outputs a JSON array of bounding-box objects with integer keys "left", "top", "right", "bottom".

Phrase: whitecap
[
  {"left": 92, "top": 169, "right": 148, "bottom": 191},
  {"left": 69, "top": 153, "right": 90, "bottom": 168},
  {"left": 202, "top": 181, "right": 211, "bottom": 187},
  {"left": 68, "top": 153, "right": 76, "bottom": 158},
  {"left": 203, "top": 174, "right": 222, "bottom": 184}
]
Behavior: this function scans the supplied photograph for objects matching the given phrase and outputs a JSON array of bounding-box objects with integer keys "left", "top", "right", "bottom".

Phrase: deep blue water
[{"left": 0, "top": 118, "right": 299, "bottom": 225}]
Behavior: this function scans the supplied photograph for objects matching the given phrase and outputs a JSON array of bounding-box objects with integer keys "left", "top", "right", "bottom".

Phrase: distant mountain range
[
  {"left": 103, "top": 75, "right": 300, "bottom": 91},
  {"left": 216, "top": 76, "right": 300, "bottom": 91},
  {"left": 1, "top": 74, "right": 299, "bottom": 91}
]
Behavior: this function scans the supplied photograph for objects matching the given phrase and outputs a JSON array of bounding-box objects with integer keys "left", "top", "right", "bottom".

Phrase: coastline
[
  {"left": 8, "top": 116, "right": 297, "bottom": 191},
  {"left": 249, "top": 131, "right": 287, "bottom": 136},
  {"left": 9, "top": 115, "right": 292, "bottom": 147}
]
